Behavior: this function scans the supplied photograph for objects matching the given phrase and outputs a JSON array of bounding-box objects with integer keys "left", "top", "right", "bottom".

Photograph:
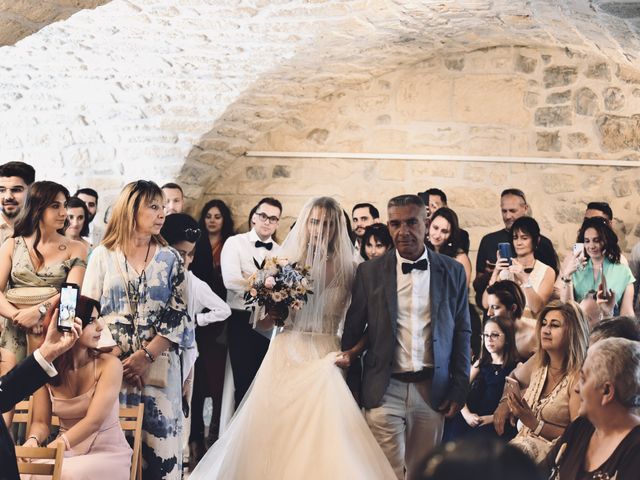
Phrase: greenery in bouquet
[{"left": 244, "top": 256, "right": 313, "bottom": 326}]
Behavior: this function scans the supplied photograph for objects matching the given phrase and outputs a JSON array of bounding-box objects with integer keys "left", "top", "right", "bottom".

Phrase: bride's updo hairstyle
[{"left": 277, "top": 196, "right": 356, "bottom": 335}]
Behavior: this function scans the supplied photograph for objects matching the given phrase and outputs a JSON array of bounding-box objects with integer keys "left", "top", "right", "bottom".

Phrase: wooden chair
[
  {"left": 120, "top": 403, "right": 144, "bottom": 480},
  {"left": 10, "top": 397, "right": 33, "bottom": 444},
  {"left": 15, "top": 443, "right": 64, "bottom": 479}
]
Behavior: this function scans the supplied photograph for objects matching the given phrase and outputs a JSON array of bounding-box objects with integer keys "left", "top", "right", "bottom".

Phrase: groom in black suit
[
  {"left": 342, "top": 194, "right": 470, "bottom": 480},
  {"left": 0, "top": 318, "right": 81, "bottom": 480}
]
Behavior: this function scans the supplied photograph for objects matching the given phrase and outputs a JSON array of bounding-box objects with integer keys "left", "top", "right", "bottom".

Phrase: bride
[{"left": 190, "top": 197, "right": 395, "bottom": 479}]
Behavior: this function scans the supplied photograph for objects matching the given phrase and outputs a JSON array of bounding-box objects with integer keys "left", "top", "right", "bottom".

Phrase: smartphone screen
[
  {"left": 59, "top": 283, "right": 79, "bottom": 331},
  {"left": 498, "top": 242, "right": 514, "bottom": 266},
  {"left": 505, "top": 377, "right": 522, "bottom": 400}
]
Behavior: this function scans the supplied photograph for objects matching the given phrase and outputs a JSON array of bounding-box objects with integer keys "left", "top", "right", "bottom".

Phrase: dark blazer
[
  {"left": 342, "top": 248, "right": 471, "bottom": 410},
  {"left": 0, "top": 354, "right": 51, "bottom": 480}
]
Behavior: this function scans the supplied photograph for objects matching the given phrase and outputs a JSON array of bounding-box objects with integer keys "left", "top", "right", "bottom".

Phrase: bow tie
[
  {"left": 255, "top": 240, "right": 273, "bottom": 250},
  {"left": 401, "top": 258, "right": 429, "bottom": 274}
]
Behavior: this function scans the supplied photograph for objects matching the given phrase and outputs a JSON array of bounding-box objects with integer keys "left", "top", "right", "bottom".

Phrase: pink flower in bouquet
[
  {"left": 291, "top": 299, "right": 303, "bottom": 310},
  {"left": 249, "top": 288, "right": 258, "bottom": 297},
  {"left": 277, "top": 258, "right": 289, "bottom": 267},
  {"left": 271, "top": 291, "right": 283, "bottom": 302},
  {"left": 264, "top": 276, "right": 276, "bottom": 289}
]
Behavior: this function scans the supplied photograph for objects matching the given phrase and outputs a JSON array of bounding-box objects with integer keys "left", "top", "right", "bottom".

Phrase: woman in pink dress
[{"left": 21, "top": 295, "right": 131, "bottom": 480}]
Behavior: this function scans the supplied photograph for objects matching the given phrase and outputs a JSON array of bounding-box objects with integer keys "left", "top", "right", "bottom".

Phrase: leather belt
[{"left": 391, "top": 368, "right": 434, "bottom": 383}]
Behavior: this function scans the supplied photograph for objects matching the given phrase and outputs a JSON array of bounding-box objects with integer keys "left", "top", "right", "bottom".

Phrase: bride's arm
[{"left": 336, "top": 331, "right": 368, "bottom": 368}]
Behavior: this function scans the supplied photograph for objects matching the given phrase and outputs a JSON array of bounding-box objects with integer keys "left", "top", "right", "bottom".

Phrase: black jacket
[{"left": 0, "top": 354, "right": 50, "bottom": 480}]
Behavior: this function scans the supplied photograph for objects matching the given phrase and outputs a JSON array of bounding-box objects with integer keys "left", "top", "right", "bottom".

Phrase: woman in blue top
[{"left": 560, "top": 217, "right": 634, "bottom": 318}]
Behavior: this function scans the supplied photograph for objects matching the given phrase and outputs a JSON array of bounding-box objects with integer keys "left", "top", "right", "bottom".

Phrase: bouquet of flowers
[{"left": 244, "top": 257, "right": 313, "bottom": 327}]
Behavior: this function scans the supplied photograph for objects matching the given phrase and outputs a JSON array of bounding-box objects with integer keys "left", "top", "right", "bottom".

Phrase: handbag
[
  {"left": 5, "top": 286, "right": 57, "bottom": 306},
  {"left": 116, "top": 254, "right": 170, "bottom": 389}
]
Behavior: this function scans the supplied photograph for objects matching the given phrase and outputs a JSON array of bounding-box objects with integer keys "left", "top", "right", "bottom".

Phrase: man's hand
[
  {"left": 38, "top": 310, "right": 82, "bottom": 363},
  {"left": 437, "top": 399, "right": 462, "bottom": 419}
]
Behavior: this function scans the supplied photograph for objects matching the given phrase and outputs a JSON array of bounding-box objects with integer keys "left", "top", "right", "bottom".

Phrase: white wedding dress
[{"left": 189, "top": 198, "right": 395, "bottom": 480}]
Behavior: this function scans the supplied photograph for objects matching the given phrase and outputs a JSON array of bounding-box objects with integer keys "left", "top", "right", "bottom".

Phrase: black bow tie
[
  {"left": 255, "top": 240, "right": 273, "bottom": 250},
  {"left": 401, "top": 258, "right": 429, "bottom": 274}
]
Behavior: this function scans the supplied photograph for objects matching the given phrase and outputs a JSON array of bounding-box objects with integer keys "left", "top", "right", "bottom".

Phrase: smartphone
[
  {"left": 599, "top": 272, "right": 610, "bottom": 300},
  {"left": 573, "top": 243, "right": 585, "bottom": 271},
  {"left": 58, "top": 283, "right": 79, "bottom": 332},
  {"left": 505, "top": 377, "right": 522, "bottom": 400},
  {"left": 498, "top": 243, "right": 514, "bottom": 266}
]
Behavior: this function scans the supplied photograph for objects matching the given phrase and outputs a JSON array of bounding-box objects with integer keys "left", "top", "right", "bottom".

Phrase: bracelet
[
  {"left": 521, "top": 281, "right": 533, "bottom": 289},
  {"left": 533, "top": 419, "right": 545, "bottom": 436},
  {"left": 141, "top": 345, "right": 155, "bottom": 363},
  {"left": 27, "top": 435, "right": 41, "bottom": 446},
  {"left": 560, "top": 276, "right": 572, "bottom": 284}
]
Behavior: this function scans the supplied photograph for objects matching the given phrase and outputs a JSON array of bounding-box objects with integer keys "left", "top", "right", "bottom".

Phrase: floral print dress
[{"left": 82, "top": 244, "right": 194, "bottom": 479}]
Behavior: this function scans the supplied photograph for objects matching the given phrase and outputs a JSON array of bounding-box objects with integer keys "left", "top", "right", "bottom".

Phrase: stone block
[
  {"left": 444, "top": 58, "right": 465, "bottom": 71},
  {"left": 584, "top": 63, "right": 611, "bottom": 80},
  {"left": 535, "top": 106, "right": 572, "bottom": 127},
  {"left": 567, "top": 132, "right": 590, "bottom": 148},
  {"left": 536, "top": 131, "right": 561, "bottom": 152},
  {"left": 306, "top": 128, "right": 329, "bottom": 144},
  {"left": 396, "top": 75, "right": 452, "bottom": 121},
  {"left": 616, "top": 65, "right": 640, "bottom": 84},
  {"left": 272, "top": 165, "right": 291, "bottom": 178},
  {"left": 245, "top": 166, "right": 266, "bottom": 180},
  {"left": 603, "top": 87, "right": 625, "bottom": 111},
  {"left": 546, "top": 90, "right": 571, "bottom": 104},
  {"left": 575, "top": 87, "right": 598, "bottom": 116},
  {"left": 543, "top": 175, "right": 577, "bottom": 194},
  {"left": 452, "top": 76, "right": 529, "bottom": 127},
  {"left": 524, "top": 92, "right": 539, "bottom": 107},
  {"left": 596, "top": 114, "right": 640, "bottom": 152},
  {"left": 612, "top": 177, "right": 632, "bottom": 197},
  {"left": 543, "top": 66, "right": 577, "bottom": 88},
  {"left": 374, "top": 162, "right": 405, "bottom": 181},
  {"left": 515, "top": 55, "right": 537, "bottom": 74},
  {"left": 554, "top": 204, "right": 584, "bottom": 224}
]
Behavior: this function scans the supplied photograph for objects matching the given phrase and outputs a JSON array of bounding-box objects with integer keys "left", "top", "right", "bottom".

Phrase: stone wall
[
  {"left": 197, "top": 45, "right": 640, "bottom": 263},
  {"left": 0, "top": 1, "right": 109, "bottom": 46}
]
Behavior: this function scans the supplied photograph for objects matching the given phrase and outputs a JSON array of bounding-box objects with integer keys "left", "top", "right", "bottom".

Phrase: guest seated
[
  {"left": 484, "top": 217, "right": 555, "bottom": 326},
  {"left": 443, "top": 316, "right": 519, "bottom": 442},
  {"left": 485, "top": 280, "right": 534, "bottom": 359},
  {"left": 426, "top": 207, "right": 471, "bottom": 284},
  {"left": 507, "top": 301, "right": 588, "bottom": 462},
  {"left": 359, "top": 223, "right": 392, "bottom": 260},
  {"left": 541, "top": 338, "right": 640, "bottom": 479},
  {"left": 590, "top": 316, "right": 640, "bottom": 343},
  {"left": 559, "top": 217, "right": 635, "bottom": 318},
  {"left": 22, "top": 296, "right": 132, "bottom": 480}
]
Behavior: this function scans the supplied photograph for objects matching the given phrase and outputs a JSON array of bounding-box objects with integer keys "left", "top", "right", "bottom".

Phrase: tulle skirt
[{"left": 189, "top": 330, "right": 396, "bottom": 479}]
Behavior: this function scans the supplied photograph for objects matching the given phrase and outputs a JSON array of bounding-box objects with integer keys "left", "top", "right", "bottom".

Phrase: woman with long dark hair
[
  {"left": 22, "top": 296, "right": 131, "bottom": 479},
  {"left": 64, "top": 196, "right": 92, "bottom": 251},
  {"left": 0, "top": 181, "right": 87, "bottom": 361},
  {"left": 188, "top": 199, "right": 235, "bottom": 464}
]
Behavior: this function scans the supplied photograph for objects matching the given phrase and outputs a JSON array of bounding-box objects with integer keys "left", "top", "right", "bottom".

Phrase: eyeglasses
[
  {"left": 483, "top": 333, "right": 503, "bottom": 340},
  {"left": 184, "top": 227, "right": 201, "bottom": 242},
  {"left": 255, "top": 212, "right": 279, "bottom": 224}
]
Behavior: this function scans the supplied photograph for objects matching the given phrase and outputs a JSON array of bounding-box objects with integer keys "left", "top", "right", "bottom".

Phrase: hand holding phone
[
  {"left": 505, "top": 377, "right": 522, "bottom": 401},
  {"left": 58, "top": 283, "right": 79, "bottom": 332},
  {"left": 498, "top": 243, "right": 514, "bottom": 266}
]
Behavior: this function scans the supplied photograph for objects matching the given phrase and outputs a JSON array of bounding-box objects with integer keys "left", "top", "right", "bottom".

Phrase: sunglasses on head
[{"left": 184, "top": 227, "right": 201, "bottom": 242}]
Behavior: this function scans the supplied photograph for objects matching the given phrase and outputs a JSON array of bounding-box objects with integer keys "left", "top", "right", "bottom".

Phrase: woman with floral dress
[{"left": 82, "top": 180, "right": 194, "bottom": 479}]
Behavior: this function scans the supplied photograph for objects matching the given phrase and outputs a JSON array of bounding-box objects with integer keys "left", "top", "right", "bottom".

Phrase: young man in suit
[
  {"left": 342, "top": 194, "right": 471, "bottom": 480},
  {"left": 0, "top": 317, "right": 81, "bottom": 480}
]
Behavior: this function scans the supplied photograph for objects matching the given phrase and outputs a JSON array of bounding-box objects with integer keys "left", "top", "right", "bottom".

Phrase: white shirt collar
[
  {"left": 248, "top": 228, "right": 273, "bottom": 244},
  {"left": 395, "top": 246, "right": 429, "bottom": 265}
]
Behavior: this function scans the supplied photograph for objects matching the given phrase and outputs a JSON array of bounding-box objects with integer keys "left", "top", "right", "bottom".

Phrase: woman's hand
[
  {"left": 461, "top": 409, "right": 483, "bottom": 428},
  {"left": 596, "top": 286, "right": 616, "bottom": 318},
  {"left": 561, "top": 250, "right": 584, "bottom": 278},
  {"left": 12, "top": 305, "right": 42, "bottom": 330},
  {"left": 122, "top": 350, "right": 151, "bottom": 389},
  {"left": 22, "top": 437, "right": 39, "bottom": 448},
  {"left": 507, "top": 391, "right": 537, "bottom": 430},
  {"left": 490, "top": 251, "right": 510, "bottom": 284},
  {"left": 335, "top": 350, "right": 355, "bottom": 369},
  {"left": 509, "top": 258, "right": 528, "bottom": 284}
]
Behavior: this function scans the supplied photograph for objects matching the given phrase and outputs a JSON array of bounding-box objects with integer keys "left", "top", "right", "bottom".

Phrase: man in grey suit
[{"left": 341, "top": 194, "right": 471, "bottom": 480}]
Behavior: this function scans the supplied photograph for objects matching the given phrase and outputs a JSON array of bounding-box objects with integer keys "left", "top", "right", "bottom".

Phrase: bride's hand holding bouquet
[{"left": 244, "top": 256, "right": 313, "bottom": 329}]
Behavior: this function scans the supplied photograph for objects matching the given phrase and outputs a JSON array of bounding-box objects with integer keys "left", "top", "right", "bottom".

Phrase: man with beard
[
  {"left": 352, "top": 203, "right": 380, "bottom": 251},
  {"left": 74, "top": 187, "right": 104, "bottom": 247},
  {"left": 0, "top": 162, "right": 35, "bottom": 246}
]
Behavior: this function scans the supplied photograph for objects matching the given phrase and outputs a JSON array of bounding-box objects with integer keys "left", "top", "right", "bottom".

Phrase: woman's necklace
[{"left": 124, "top": 240, "right": 152, "bottom": 313}]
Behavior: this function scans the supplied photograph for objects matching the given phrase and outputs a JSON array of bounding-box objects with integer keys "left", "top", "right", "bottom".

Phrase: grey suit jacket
[{"left": 342, "top": 247, "right": 471, "bottom": 410}]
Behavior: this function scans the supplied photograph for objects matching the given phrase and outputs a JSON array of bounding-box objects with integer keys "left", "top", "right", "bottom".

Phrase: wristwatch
[{"left": 38, "top": 304, "right": 48, "bottom": 318}]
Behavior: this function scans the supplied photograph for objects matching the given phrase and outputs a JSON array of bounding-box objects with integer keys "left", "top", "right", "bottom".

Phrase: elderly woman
[
  {"left": 542, "top": 337, "right": 640, "bottom": 479},
  {"left": 82, "top": 180, "right": 194, "bottom": 479}
]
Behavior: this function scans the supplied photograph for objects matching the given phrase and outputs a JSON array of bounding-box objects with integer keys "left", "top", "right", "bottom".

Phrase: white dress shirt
[
  {"left": 33, "top": 349, "right": 59, "bottom": 377},
  {"left": 394, "top": 248, "right": 433, "bottom": 373},
  {"left": 220, "top": 229, "right": 279, "bottom": 310}
]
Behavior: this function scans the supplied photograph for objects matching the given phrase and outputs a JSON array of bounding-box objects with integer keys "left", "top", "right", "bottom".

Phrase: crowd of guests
[{"left": 0, "top": 158, "right": 639, "bottom": 479}]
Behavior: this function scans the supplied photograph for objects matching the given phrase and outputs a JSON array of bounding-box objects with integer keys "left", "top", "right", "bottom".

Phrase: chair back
[
  {"left": 11, "top": 397, "right": 33, "bottom": 433},
  {"left": 15, "top": 443, "right": 65, "bottom": 479},
  {"left": 119, "top": 403, "right": 144, "bottom": 480}
]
